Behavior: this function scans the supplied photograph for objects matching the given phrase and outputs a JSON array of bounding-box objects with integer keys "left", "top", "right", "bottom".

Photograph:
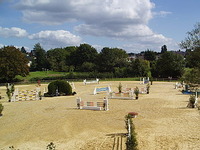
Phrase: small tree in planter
[
  {"left": 38, "top": 91, "right": 42, "bottom": 100},
  {"left": 150, "top": 77, "right": 153, "bottom": 85},
  {"left": 134, "top": 87, "right": 139, "bottom": 99},
  {"left": 117, "top": 82, "right": 122, "bottom": 93},
  {"left": 6, "top": 83, "right": 15, "bottom": 102},
  {"left": 146, "top": 83, "right": 150, "bottom": 94},
  {"left": 187, "top": 95, "right": 195, "bottom": 108},
  {"left": 0, "top": 103, "right": 4, "bottom": 116},
  {"left": 125, "top": 114, "right": 138, "bottom": 150}
]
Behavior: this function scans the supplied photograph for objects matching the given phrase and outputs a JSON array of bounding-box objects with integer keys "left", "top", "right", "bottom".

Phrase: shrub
[
  {"left": 6, "top": 83, "right": 15, "bottom": 102},
  {"left": 187, "top": 95, "right": 196, "bottom": 108},
  {"left": 134, "top": 87, "right": 139, "bottom": 99},
  {"left": 45, "top": 80, "right": 72, "bottom": 97},
  {"left": 0, "top": 103, "right": 4, "bottom": 116},
  {"left": 146, "top": 83, "right": 150, "bottom": 94},
  {"left": 46, "top": 142, "right": 56, "bottom": 150},
  {"left": 117, "top": 82, "right": 122, "bottom": 93},
  {"left": 125, "top": 115, "right": 138, "bottom": 150}
]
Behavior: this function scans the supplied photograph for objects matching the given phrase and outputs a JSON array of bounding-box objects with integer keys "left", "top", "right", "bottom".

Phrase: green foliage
[
  {"left": 47, "top": 48, "right": 71, "bottom": 72},
  {"left": 185, "top": 47, "right": 200, "bottom": 69},
  {"left": 70, "top": 44, "right": 98, "bottom": 71},
  {"left": 114, "top": 67, "right": 127, "bottom": 78},
  {"left": 189, "top": 95, "right": 196, "bottom": 104},
  {"left": 125, "top": 115, "right": 138, "bottom": 150},
  {"left": 46, "top": 142, "right": 56, "bottom": 150},
  {"left": 0, "top": 103, "right": 4, "bottom": 116},
  {"left": 98, "top": 47, "right": 128, "bottom": 72},
  {"left": 187, "top": 95, "right": 196, "bottom": 108},
  {"left": 117, "top": 82, "right": 122, "bottom": 93},
  {"left": 8, "top": 146, "right": 19, "bottom": 150},
  {"left": 156, "top": 51, "right": 185, "bottom": 78},
  {"left": 180, "top": 22, "right": 200, "bottom": 49},
  {"left": 161, "top": 45, "right": 167, "bottom": 53},
  {"left": 144, "top": 49, "right": 157, "bottom": 61},
  {"left": 128, "top": 59, "right": 150, "bottom": 77},
  {"left": 81, "top": 62, "right": 96, "bottom": 72},
  {"left": 20, "top": 47, "right": 27, "bottom": 54},
  {"left": 181, "top": 68, "right": 200, "bottom": 84},
  {"left": 0, "top": 46, "right": 29, "bottom": 82},
  {"left": 6, "top": 83, "right": 15, "bottom": 102},
  {"left": 46, "top": 80, "right": 72, "bottom": 96},
  {"left": 146, "top": 83, "right": 150, "bottom": 93},
  {"left": 31, "top": 43, "right": 49, "bottom": 71},
  {"left": 134, "top": 87, "right": 139, "bottom": 98}
]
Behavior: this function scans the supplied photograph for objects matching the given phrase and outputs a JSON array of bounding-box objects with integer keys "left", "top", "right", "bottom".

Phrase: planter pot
[
  {"left": 128, "top": 112, "right": 138, "bottom": 118},
  {"left": 136, "top": 96, "right": 138, "bottom": 100}
]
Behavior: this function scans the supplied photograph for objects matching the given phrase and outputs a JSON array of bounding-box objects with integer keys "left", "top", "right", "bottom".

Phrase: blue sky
[{"left": 0, "top": 0, "right": 199, "bottom": 53}]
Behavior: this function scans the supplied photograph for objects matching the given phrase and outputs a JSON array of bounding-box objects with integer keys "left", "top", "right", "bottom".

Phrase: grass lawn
[{"left": 16, "top": 71, "right": 66, "bottom": 81}]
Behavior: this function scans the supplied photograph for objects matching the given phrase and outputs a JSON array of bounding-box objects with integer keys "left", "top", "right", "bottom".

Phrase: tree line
[{"left": 0, "top": 22, "right": 199, "bottom": 84}]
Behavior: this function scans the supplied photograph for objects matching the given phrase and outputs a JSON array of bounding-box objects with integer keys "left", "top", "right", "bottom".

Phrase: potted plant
[
  {"left": 134, "top": 87, "right": 139, "bottom": 99},
  {"left": 146, "top": 83, "right": 150, "bottom": 94},
  {"left": 38, "top": 91, "right": 42, "bottom": 100},
  {"left": 0, "top": 103, "right": 4, "bottom": 116},
  {"left": 117, "top": 82, "right": 122, "bottom": 93},
  {"left": 6, "top": 83, "right": 15, "bottom": 102},
  {"left": 150, "top": 77, "right": 153, "bottom": 85},
  {"left": 187, "top": 95, "right": 195, "bottom": 108}
]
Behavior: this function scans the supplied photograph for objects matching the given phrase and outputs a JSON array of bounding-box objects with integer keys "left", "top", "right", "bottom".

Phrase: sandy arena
[{"left": 0, "top": 81, "right": 200, "bottom": 150}]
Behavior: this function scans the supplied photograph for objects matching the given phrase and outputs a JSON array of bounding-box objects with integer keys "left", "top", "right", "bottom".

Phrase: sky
[{"left": 0, "top": 0, "right": 199, "bottom": 53}]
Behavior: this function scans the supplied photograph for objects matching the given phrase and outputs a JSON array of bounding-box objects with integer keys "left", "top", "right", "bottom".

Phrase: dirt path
[{"left": 0, "top": 81, "right": 199, "bottom": 149}]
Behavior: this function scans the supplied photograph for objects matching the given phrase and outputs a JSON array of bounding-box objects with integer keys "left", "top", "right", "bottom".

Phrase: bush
[
  {"left": 187, "top": 95, "right": 196, "bottom": 108},
  {"left": 0, "top": 103, "right": 4, "bottom": 116},
  {"left": 134, "top": 87, "right": 139, "bottom": 99},
  {"left": 45, "top": 80, "right": 72, "bottom": 97},
  {"left": 125, "top": 115, "right": 138, "bottom": 150}
]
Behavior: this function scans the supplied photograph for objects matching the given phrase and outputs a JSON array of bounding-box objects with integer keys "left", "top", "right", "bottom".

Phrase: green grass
[
  {"left": 16, "top": 71, "right": 140, "bottom": 82},
  {"left": 16, "top": 71, "right": 66, "bottom": 81},
  {"left": 102, "top": 78, "right": 140, "bottom": 81}
]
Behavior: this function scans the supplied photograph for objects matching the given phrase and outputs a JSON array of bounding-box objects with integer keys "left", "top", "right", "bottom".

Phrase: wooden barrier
[
  {"left": 83, "top": 78, "right": 99, "bottom": 85},
  {"left": 93, "top": 86, "right": 111, "bottom": 95},
  {"left": 76, "top": 97, "right": 109, "bottom": 111},
  {"left": 108, "top": 91, "right": 135, "bottom": 100},
  {"left": 139, "top": 87, "right": 147, "bottom": 94},
  {"left": 11, "top": 88, "right": 41, "bottom": 102}
]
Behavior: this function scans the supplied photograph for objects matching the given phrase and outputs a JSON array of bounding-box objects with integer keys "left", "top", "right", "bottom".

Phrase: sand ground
[{"left": 0, "top": 81, "right": 200, "bottom": 150}]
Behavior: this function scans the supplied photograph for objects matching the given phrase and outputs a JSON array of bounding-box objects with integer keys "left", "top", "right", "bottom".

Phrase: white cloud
[
  {"left": 0, "top": 27, "right": 28, "bottom": 38},
  {"left": 16, "top": 0, "right": 154, "bottom": 25},
  {"left": 14, "top": 0, "right": 177, "bottom": 51},
  {"left": 29, "top": 30, "right": 82, "bottom": 49},
  {"left": 153, "top": 11, "right": 172, "bottom": 17},
  {"left": 0, "top": 44, "right": 4, "bottom": 48}
]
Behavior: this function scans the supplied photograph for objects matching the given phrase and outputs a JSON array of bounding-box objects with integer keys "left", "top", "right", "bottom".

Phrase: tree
[
  {"left": 181, "top": 68, "right": 200, "bottom": 84},
  {"left": 70, "top": 44, "right": 98, "bottom": 71},
  {"left": 156, "top": 51, "right": 185, "bottom": 78},
  {"left": 180, "top": 22, "right": 200, "bottom": 50},
  {"left": 161, "top": 45, "right": 167, "bottom": 53},
  {"left": 21, "top": 46, "right": 27, "bottom": 54},
  {"left": 30, "top": 43, "right": 49, "bottom": 71},
  {"left": 98, "top": 47, "right": 128, "bottom": 72},
  {"left": 180, "top": 22, "right": 200, "bottom": 84},
  {"left": 127, "top": 58, "right": 151, "bottom": 77},
  {"left": 47, "top": 48, "right": 69, "bottom": 72},
  {"left": 185, "top": 47, "right": 200, "bottom": 69},
  {"left": 144, "top": 49, "right": 157, "bottom": 61},
  {"left": 0, "top": 46, "right": 29, "bottom": 82}
]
